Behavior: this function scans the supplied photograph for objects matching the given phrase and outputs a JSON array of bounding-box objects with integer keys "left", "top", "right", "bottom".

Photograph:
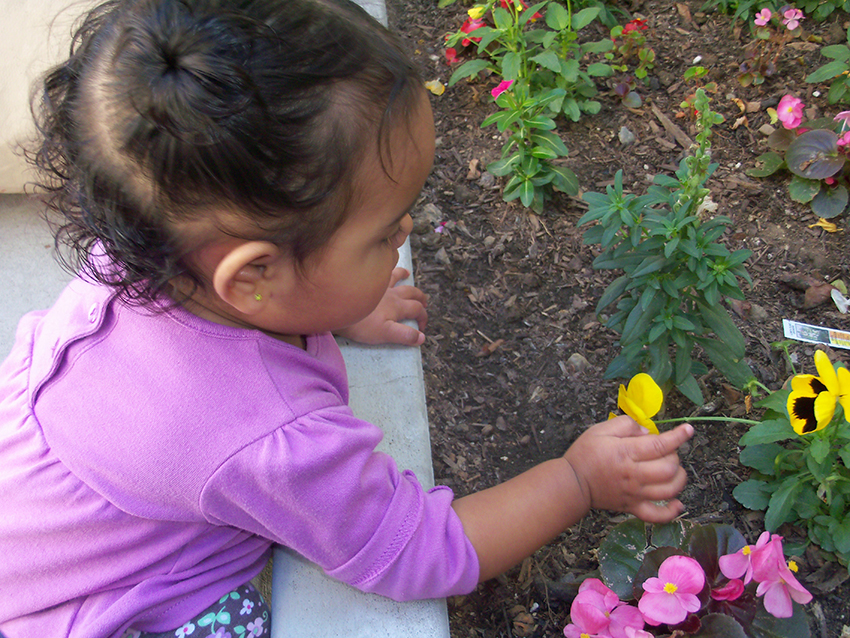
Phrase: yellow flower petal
[
  {"left": 790, "top": 374, "right": 821, "bottom": 397},
  {"left": 627, "top": 373, "right": 663, "bottom": 417},
  {"left": 814, "top": 350, "right": 839, "bottom": 395},
  {"left": 808, "top": 218, "right": 841, "bottom": 232},
  {"left": 813, "top": 391, "right": 837, "bottom": 431},
  {"left": 424, "top": 80, "right": 446, "bottom": 96},
  {"left": 468, "top": 5, "right": 486, "bottom": 19},
  {"left": 788, "top": 391, "right": 818, "bottom": 435},
  {"left": 619, "top": 394, "right": 659, "bottom": 434}
]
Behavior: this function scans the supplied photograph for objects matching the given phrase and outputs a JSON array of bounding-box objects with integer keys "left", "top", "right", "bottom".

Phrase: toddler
[{"left": 0, "top": 0, "right": 693, "bottom": 636}]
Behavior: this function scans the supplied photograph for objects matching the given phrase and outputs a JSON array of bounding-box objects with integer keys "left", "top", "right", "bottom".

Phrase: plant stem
[{"left": 655, "top": 416, "right": 760, "bottom": 426}]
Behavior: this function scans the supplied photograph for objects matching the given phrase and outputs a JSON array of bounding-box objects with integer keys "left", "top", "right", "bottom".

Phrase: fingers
[
  {"left": 631, "top": 498, "right": 685, "bottom": 524},
  {"left": 631, "top": 423, "right": 693, "bottom": 462},
  {"left": 389, "top": 267, "right": 411, "bottom": 287},
  {"left": 383, "top": 321, "right": 425, "bottom": 346}
]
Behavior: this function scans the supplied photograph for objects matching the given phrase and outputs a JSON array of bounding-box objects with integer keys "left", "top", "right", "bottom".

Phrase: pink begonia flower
[
  {"left": 710, "top": 578, "right": 744, "bottom": 601},
  {"left": 491, "top": 79, "right": 514, "bottom": 99},
  {"left": 638, "top": 556, "right": 705, "bottom": 626},
  {"left": 837, "top": 131, "right": 850, "bottom": 147},
  {"left": 624, "top": 627, "right": 654, "bottom": 638},
  {"left": 777, "top": 95, "right": 804, "bottom": 129},
  {"left": 834, "top": 111, "right": 850, "bottom": 124},
  {"left": 754, "top": 8, "right": 772, "bottom": 26},
  {"left": 719, "top": 530, "right": 772, "bottom": 584},
  {"left": 749, "top": 535, "right": 812, "bottom": 618},
  {"left": 825, "top": 176, "right": 837, "bottom": 185},
  {"left": 782, "top": 7, "right": 804, "bottom": 30},
  {"left": 564, "top": 579, "right": 645, "bottom": 638}
]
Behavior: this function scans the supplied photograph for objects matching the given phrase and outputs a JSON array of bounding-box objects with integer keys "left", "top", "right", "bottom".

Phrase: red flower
[
  {"left": 623, "top": 19, "right": 648, "bottom": 34},
  {"left": 460, "top": 17, "right": 484, "bottom": 46},
  {"left": 445, "top": 48, "right": 458, "bottom": 64}
]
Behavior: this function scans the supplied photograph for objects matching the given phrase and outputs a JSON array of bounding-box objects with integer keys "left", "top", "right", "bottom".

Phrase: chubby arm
[
  {"left": 452, "top": 417, "right": 693, "bottom": 582},
  {"left": 336, "top": 268, "right": 428, "bottom": 346}
]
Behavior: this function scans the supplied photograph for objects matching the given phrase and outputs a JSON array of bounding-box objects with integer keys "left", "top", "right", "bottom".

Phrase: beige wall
[{"left": 0, "top": 1, "right": 98, "bottom": 192}]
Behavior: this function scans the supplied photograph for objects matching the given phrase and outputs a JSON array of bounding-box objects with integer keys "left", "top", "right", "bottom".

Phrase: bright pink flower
[
  {"left": 491, "top": 79, "right": 514, "bottom": 99},
  {"left": 638, "top": 556, "right": 705, "bottom": 626},
  {"left": 710, "top": 578, "right": 744, "bottom": 601},
  {"left": 624, "top": 628, "right": 654, "bottom": 638},
  {"left": 825, "top": 176, "right": 837, "bottom": 185},
  {"left": 834, "top": 111, "right": 850, "bottom": 126},
  {"left": 782, "top": 7, "right": 804, "bottom": 30},
  {"left": 748, "top": 536, "right": 812, "bottom": 618},
  {"left": 777, "top": 95, "right": 804, "bottom": 129},
  {"left": 838, "top": 131, "right": 850, "bottom": 147},
  {"left": 564, "top": 579, "right": 645, "bottom": 638},
  {"left": 754, "top": 8, "right": 772, "bottom": 26},
  {"left": 719, "top": 530, "right": 771, "bottom": 584},
  {"left": 460, "top": 17, "right": 484, "bottom": 46}
]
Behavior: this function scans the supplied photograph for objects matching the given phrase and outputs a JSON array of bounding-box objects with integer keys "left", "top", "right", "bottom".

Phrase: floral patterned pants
[{"left": 120, "top": 583, "right": 271, "bottom": 638}]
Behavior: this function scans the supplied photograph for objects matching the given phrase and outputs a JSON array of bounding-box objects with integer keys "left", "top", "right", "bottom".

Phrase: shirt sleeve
[{"left": 198, "top": 405, "right": 479, "bottom": 601}]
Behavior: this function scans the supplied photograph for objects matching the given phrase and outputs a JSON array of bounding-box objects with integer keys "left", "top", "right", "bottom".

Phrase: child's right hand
[{"left": 563, "top": 416, "right": 693, "bottom": 524}]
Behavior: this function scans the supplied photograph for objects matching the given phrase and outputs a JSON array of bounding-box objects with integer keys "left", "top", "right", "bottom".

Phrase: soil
[{"left": 385, "top": 0, "right": 850, "bottom": 636}]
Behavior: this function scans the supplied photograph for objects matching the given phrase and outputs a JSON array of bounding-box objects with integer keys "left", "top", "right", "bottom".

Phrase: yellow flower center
[
  {"left": 788, "top": 560, "right": 798, "bottom": 572},
  {"left": 743, "top": 546, "right": 751, "bottom": 556},
  {"left": 581, "top": 634, "right": 591, "bottom": 638},
  {"left": 664, "top": 582, "right": 678, "bottom": 594}
]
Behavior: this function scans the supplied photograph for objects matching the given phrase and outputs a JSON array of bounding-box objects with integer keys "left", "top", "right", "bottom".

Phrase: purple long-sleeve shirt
[{"left": 0, "top": 277, "right": 478, "bottom": 638}]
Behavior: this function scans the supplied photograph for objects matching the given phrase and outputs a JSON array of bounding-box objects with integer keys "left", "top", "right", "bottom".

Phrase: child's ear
[{"left": 211, "top": 241, "right": 289, "bottom": 315}]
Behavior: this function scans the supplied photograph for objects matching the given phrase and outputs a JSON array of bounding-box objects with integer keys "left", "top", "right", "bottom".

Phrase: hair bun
[{"left": 115, "top": 2, "right": 255, "bottom": 144}]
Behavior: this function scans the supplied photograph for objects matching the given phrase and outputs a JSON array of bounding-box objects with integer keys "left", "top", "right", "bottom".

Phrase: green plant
[
  {"left": 701, "top": 0, "right": 843, "bottom": 24},
  {"left": 747, "top": 95, "right": 850, "bottom": 219},
  {"left": 447, "top": 0, "right": 612, "bottom": 122},
  {"left": 734, "top": 350, "right": 850, "bottom": 569},
  {"left": 737, "top": 7, "right": 805, "bottom": 87},
  {"left": 604, "top": 18, "right": 655, "bottom": 108},
  {"left": 806, "top": 25, "right": 850, "bottom": 104},
  {"left": 484, "top": 80, "right": 578, "bottom": 211},
  {"left": 581, "top": 519, "right": 812, "bottom": 637},
  {"left": 578, "top": 89, "right": 754, "bottom": 405}
]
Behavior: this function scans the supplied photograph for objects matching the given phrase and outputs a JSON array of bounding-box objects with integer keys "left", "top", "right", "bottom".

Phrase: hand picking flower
[{"left": 615, "top": 373, "right": 663, "bottom": 434}]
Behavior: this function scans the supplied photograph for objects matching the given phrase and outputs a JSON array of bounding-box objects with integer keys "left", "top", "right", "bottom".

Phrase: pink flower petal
[{"left": 639, "top": 590, "right": 688, "bottom": 626}]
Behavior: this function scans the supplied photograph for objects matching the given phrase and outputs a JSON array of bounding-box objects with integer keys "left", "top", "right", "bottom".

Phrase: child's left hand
[{"left": 336, "top": 268, "right": 428, "bottom": 346}]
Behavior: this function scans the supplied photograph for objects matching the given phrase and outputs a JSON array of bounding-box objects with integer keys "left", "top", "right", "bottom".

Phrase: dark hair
[{"left": 29, "top": 0, "right": 422, "bottom": 304}]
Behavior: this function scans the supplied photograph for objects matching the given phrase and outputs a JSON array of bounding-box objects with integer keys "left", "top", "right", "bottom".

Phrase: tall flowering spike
[
  {"left": 787, "top": 350, "right": 850, "bottom": 434},
  {"left": 638, "top": 556, "right": 705, "bottom": 626},
  {"left": 618, "top": 373, "right": 663, "bottom": 434},
  {"left": 777, "top": 95, "right": 804, "bottom": 129}
]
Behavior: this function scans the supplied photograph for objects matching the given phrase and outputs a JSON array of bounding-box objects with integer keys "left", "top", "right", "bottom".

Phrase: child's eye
[{"left": 385, "top": 226, "right": 405, "bottom": 248}]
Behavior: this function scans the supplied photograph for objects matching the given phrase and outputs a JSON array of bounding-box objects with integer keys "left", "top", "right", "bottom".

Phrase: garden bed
[{"left": 387, "top": 0, "right": 850, "bottom": 635}]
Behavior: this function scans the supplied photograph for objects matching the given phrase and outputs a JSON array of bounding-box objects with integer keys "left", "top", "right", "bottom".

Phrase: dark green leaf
[
  {"left": 739, "top": 443, "right": 783, "bottom": 475},
  {"left": 806, "top": 59, "right": 850, "bottom": 82},
  {"left": 754, "top": 389, "right": 790, "bottom": 416},
  {"left": 596, "top": 276, "right": 629, "bottom": 313},
  {"left": 651, "top": 520, "right": 691, "bottom": 549},
  {"left": 746, "top": 152, "right": 785, "bottom": 177},
  {"left": 693, "top": 614, "right": 748, "bottom": 638},
  {"left": 733, "top": 479, "right": 771, "bottom": 510},
  {"left": 530, "top": 51, "right": 561, "bottom": 73},
  {"left": 748, "top": 603, "right": 811, "bottom": 638},
  {"left": 572, "top": 6, "right": 601, "bottom": 30},
  {"left": 739, "top": 418, "right": 795, "bottom": 445},
  {"left": 687, "top": 524, "right": 747, "bottom": 585},
  {"left": 677, "top": 374, "right": 704, "bottom": 405},
  {"left": 765, "top": 478, "right": 803, "bottom": 531},
  {"left": 598, "top": 518, "right": 648, "bottom": 599},
  {"left": 550, "top": 166, "right": 578, "bottom": 195},
  {"left": 811, "top": 184, "right": 849, "bottom": 219},
  {"left": 786, "top": 130, "right": 844, "bottom": 179},
  {"left": 448, "top": 59, "right": 491, "bottom": 86},
  {"left": 788, "top": 175, "right": 822, "bottom": 203},
  {"left": 545, "top": 2, "right": 570, "bottom": 30}
]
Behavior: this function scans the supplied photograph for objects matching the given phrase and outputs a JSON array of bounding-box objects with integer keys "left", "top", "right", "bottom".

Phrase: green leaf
[
  {"left": 596, "top": 276, "right": 629, "bottom": 313},
  {"left": 811, "top": 184, "right": 849, "bottom": 219},
  {"left": 586, "top": 62, "right": 613, "bottom": 77},
  {"left": 788, "top": 175, "right": 823, "bottom": 203},
  {"left": 486, "top": 155, "right": 519, "bottom": 177},
  {"left": 677, "top": 374, "right": 704, "bottom": 405},
  {"left": 550, "top": 166, "right": 578, "bottom": 195},
  {"left": 693, "top": 614, "right": 747, "bottom": 638},
  {"left": 651, "top": 519, "right": 691, "bottom": 549},
  {"left": 810, "top": 436, "right": 831, "bottom": 464},
  {"left": 833, "top": 516, "right": 850, "bottom": 553},
  {"left": 561, "top": 98, "right": 581, "bottom": 122},
  {"left": 687, "top": 524, "right": 747, "bottom": 585},
  {"left": 621, "top": 295, "right": 663, "bottom": 345},
  {"left": 448, "top": 59, "right": 491, "bottom": 86},
  {"left": 733, "top": 479, "right": 771, "bottom": 510},
  {"left": 739, "top": 443, "right": 782, "bottom": 475},
  {"left": 501, "top": 52, "right": 521, "bottom": 81},
  {"left": 749, "top": 603, "right": 811, "bottom": 638},
  {"left": 787, "top": 129, "right": 844, "bottom": 179},
  {"left": 754, "top": 389, "right": 790, "bottom": 416},
  {"left": 198, "top": 613, "right": 216, "bottom": 627},
  {"left": 631, "top": 256, "right": 668, "bottom": 278},
  {"left": 525, "top": 115, "right": 557, "bottom": 131},
  {"left": 545, "top": 2, "right": 570, "bottom": 30},
  {"left": 572, "top": 6, "right": 601, "bottom": 30},
  {"left": 518, "top": 179, "right": 535, "bottom": 207},
  {"left": 746, "top": 151, "right": 785, "bottom": 178},
  {"left": 765, "top": 478, "right": 803, "bottom": 531},
  {"left": 530, "top": 130, "right": 568, "bottom": 157},
  {"left": 598, "top": 518, "right": 648, "bottom": 599},
  {"left": 530, "top": 50, "right": 561, "bottom": 73},
  {"left": 739, "top": 418, "right": 795, "bottom": 446},
  {"left": 806, "top": 59, "right": 850, "bottom": 83}
]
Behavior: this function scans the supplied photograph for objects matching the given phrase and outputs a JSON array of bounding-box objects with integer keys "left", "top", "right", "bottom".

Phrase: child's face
[{"left": 261, "top": 92, "right": 435, "bottom": 339}]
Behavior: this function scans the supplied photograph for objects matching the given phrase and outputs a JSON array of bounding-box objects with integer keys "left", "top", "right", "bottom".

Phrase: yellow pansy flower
[
  {"left": 618, "top": 373, "right": 663, "bottom": 434},
  {"left": 468, "top": 5, "right": 486, "bottom": 19},
  {"left": 787, "top": 350, "right": 850, "bottom": 435}
]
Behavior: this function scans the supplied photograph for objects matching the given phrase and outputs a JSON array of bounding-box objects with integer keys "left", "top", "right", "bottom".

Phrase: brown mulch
[{"left": 386, "top": 0, "right": 850, "bottom": 636}]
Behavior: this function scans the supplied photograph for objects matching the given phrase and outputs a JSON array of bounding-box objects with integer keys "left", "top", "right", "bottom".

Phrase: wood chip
[{"left": 651, "top": 102, "right": 693, "bottom": 149}]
